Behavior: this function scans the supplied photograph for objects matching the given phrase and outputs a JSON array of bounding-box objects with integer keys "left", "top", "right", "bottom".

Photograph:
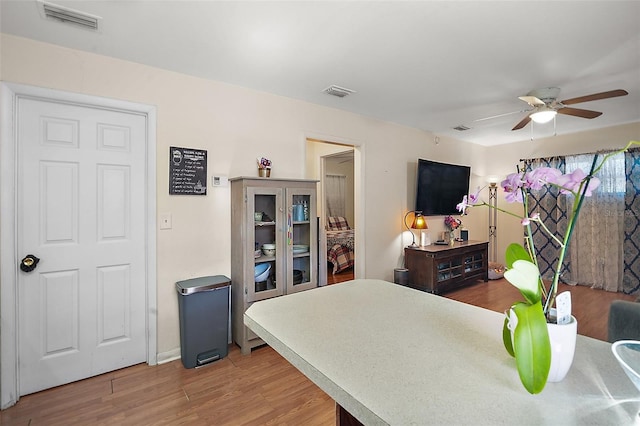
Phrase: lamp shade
[
  {"left": 411, "top": 213, "right": 428, "bottom": 229},
  {"left": 486, "top": 175, "right": 500, "bottom": 187},
  {"left": 404, "top": 210, "right": 426, "bottom": 247}
]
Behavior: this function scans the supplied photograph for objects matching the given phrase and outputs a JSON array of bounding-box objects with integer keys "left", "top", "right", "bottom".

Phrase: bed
[{"left": 326, "top": 216, "right": 355, "bottom": 274}]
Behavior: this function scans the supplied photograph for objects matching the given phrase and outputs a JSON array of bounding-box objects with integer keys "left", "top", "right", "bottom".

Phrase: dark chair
[{"left": 608, "top": 300, "right": 640, "bottom": 343}]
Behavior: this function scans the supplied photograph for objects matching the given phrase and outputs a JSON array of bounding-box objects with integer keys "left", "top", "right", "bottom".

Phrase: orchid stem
[{"left": 544, "top": 154, "right": 599, "bottom": 314}]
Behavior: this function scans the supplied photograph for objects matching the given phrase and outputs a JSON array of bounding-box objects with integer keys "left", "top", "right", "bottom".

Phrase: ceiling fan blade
[
  {"left": 560, "top": 89, "right": 628, "bottom": 106},
  {"left": 512, "top": 115, "right": 532, "bottom": 130},
  {"left": 474, "top": 109, "right": 531, "bottom": 122},
  {"left": 557, "top": 107, "right": 602, "bottom": 119},
  {"left": 518, "top": 95, "right": 545, "bottom": 106}
]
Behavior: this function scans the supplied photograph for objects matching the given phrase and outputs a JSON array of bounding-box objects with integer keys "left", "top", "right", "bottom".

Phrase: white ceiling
[{"left": 2, "top": 0, "right": 639, "bottom": 146}]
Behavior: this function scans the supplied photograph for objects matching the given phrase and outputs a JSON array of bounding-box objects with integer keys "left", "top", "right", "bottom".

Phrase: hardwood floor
[
  {"left": 446, "top": 278, "right": 636, "bottom": 342},
  {"left": 1, "top": 276, "right": 635, "bottom": 425},
  {"left": 326, "top": 267, "right": 354, "bottom": 285},
  {"left": 0, "top": 345, "right": 335, "bottom": 426}
]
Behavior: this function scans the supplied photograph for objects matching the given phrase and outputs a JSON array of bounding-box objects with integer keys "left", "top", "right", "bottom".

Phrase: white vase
[{"left": 546, "top": 315, "right": 578, "bottom": 382}]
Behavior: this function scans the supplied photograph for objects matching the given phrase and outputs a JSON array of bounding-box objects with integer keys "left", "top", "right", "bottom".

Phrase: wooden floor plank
[
  {"left": 1, "top": 272, "right": 634, "bottom": 425},
  {"left": 326, "top": 267, "right": 354, "bottom": 284},
  {"left": 445, "top": 278, "right": 636, "bottom": 342}
]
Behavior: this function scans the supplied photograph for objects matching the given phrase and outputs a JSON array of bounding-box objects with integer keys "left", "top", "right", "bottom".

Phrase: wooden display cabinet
[{"left": 230, "top": 177, "right": 318, "bottom": 354}]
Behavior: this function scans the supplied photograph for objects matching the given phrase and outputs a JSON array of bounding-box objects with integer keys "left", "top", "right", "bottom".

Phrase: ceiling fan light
[{"left": 530, "top": 109, "right": 557, "bottom": 124}]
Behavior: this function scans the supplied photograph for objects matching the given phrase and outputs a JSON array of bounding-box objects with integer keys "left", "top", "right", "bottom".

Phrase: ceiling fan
[{"left": 511, "top": 87, "right": 628, "bottom": 131}]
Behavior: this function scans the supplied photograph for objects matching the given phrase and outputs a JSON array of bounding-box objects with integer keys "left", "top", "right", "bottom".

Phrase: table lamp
[{"left": 404, "top": 210, "right": 428, "bottom": 247}]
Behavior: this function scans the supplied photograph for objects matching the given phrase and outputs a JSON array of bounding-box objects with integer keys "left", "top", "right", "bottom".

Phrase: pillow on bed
[{"left": 327, "top": 216, "right": 350, "bottom": 231}]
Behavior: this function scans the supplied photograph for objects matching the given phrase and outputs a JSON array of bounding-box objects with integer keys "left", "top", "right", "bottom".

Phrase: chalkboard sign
[{"left": 169, "top": 146, "right": 207, "bottom": 195}]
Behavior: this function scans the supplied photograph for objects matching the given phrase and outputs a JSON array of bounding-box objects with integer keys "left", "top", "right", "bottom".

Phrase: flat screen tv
[{"left": 415, "top": 159, "right": 471, "bottom": 216}]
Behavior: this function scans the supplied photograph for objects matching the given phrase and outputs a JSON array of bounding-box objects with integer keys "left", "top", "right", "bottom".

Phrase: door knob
[{"left": 20, "top": 254, "right": 40, "bottom": 273}]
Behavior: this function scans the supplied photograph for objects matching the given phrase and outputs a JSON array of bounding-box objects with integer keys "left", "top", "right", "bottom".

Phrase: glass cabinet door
[
  {"left": 247, "top": 186, "right": 284, "bottom": 302},
  {"left": 286, "top": 187, "right": 317, "bottom": 294}
]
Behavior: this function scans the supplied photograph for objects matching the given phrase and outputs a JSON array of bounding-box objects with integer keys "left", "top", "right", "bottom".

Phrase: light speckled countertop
[{"left": 245, "top": 279, "right": 639, "bottom": 425}]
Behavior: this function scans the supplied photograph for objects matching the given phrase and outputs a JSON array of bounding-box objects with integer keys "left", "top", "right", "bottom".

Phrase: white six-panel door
[{"left": 17, "top": 97, "right": 147, "bottom": 395}]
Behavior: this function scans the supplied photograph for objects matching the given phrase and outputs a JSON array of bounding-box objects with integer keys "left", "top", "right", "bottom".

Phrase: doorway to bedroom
[
  {"left": 324, "top": 151, "right": 355, "bottom": 283},
  {"left": 306, "top": 139, "right": 358, "bottom": 286}
]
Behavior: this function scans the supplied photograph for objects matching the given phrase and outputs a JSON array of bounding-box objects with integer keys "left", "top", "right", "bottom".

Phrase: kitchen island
[{"left": 244, "top": 279, "right": 639, "bottom": 425}]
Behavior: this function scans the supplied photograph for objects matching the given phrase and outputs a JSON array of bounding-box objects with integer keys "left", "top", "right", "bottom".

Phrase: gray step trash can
[{"left": 176, "top": 275, "right": 230, "bottom": 369}]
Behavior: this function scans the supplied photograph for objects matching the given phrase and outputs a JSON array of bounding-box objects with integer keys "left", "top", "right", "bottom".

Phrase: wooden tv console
[{"left": 403, "top": 240, "right": 488, "bottom": 294}]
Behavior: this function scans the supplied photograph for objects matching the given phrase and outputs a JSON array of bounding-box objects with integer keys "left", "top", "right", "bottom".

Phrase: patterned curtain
[
  {"left": 566, "top": 153, "right": 625, "bottom": 292},
  {"left": 624, "top": 149, "right": 640, "bottom": 294},
  {"left": 523, "top": 157, "right": 570, "bottom": 282},
  {"left": 524, "top": 150, "right": 640, "bottom": 296}
]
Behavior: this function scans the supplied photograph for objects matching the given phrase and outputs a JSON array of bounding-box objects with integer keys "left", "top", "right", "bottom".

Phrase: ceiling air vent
[
  {"left": 323, "top": 85, "right": 356, "bottom": 98},
  {"left": 38, "top": 0, "right": 101, "bottom": 31},
  {"left": 453, "top": 124, "right": 471, "bottom": 131}
]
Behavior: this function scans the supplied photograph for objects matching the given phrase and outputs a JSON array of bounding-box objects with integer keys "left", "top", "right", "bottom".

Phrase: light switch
[{"left": 160, "top": 213, "right": 172, "bottom": 230}]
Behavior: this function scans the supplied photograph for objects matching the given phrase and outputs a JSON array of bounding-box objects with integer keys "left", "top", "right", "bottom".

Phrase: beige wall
[
  {"left": 2, "top": 34, "right": 638, "bottom": 358},
  {"left": 0, "top": 34, "right": 489, "bottom": 357}
]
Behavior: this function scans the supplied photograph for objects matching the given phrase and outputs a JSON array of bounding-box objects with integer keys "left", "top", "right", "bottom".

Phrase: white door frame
[
  {"left": 0, "top": 82, "right": 157, "bottom": 409},
  {"left": 318, "top": 156, "right": 328, "bottom": 285},
  {"left": 305, "top": 133, "right": 365, "bottom": 279}
]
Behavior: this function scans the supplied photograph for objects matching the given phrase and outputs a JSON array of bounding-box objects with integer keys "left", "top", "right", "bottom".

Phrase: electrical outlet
[{"left": 160, "top": 213, "right": 172, "bottom": 230}]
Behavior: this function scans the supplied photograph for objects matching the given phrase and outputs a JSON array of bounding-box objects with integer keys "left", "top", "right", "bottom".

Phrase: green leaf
[
  {"left": 502, "top": 315, "right": 515, "bottom": 357},
  {"left": 504, "top": 260, "right": 541, "bottom": 304},
  {"left": 512, "top": 301, "right": 551, "bottom": 394},
  {"left": 505, "top": 243, "right": 532, "bottom": 269}
]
